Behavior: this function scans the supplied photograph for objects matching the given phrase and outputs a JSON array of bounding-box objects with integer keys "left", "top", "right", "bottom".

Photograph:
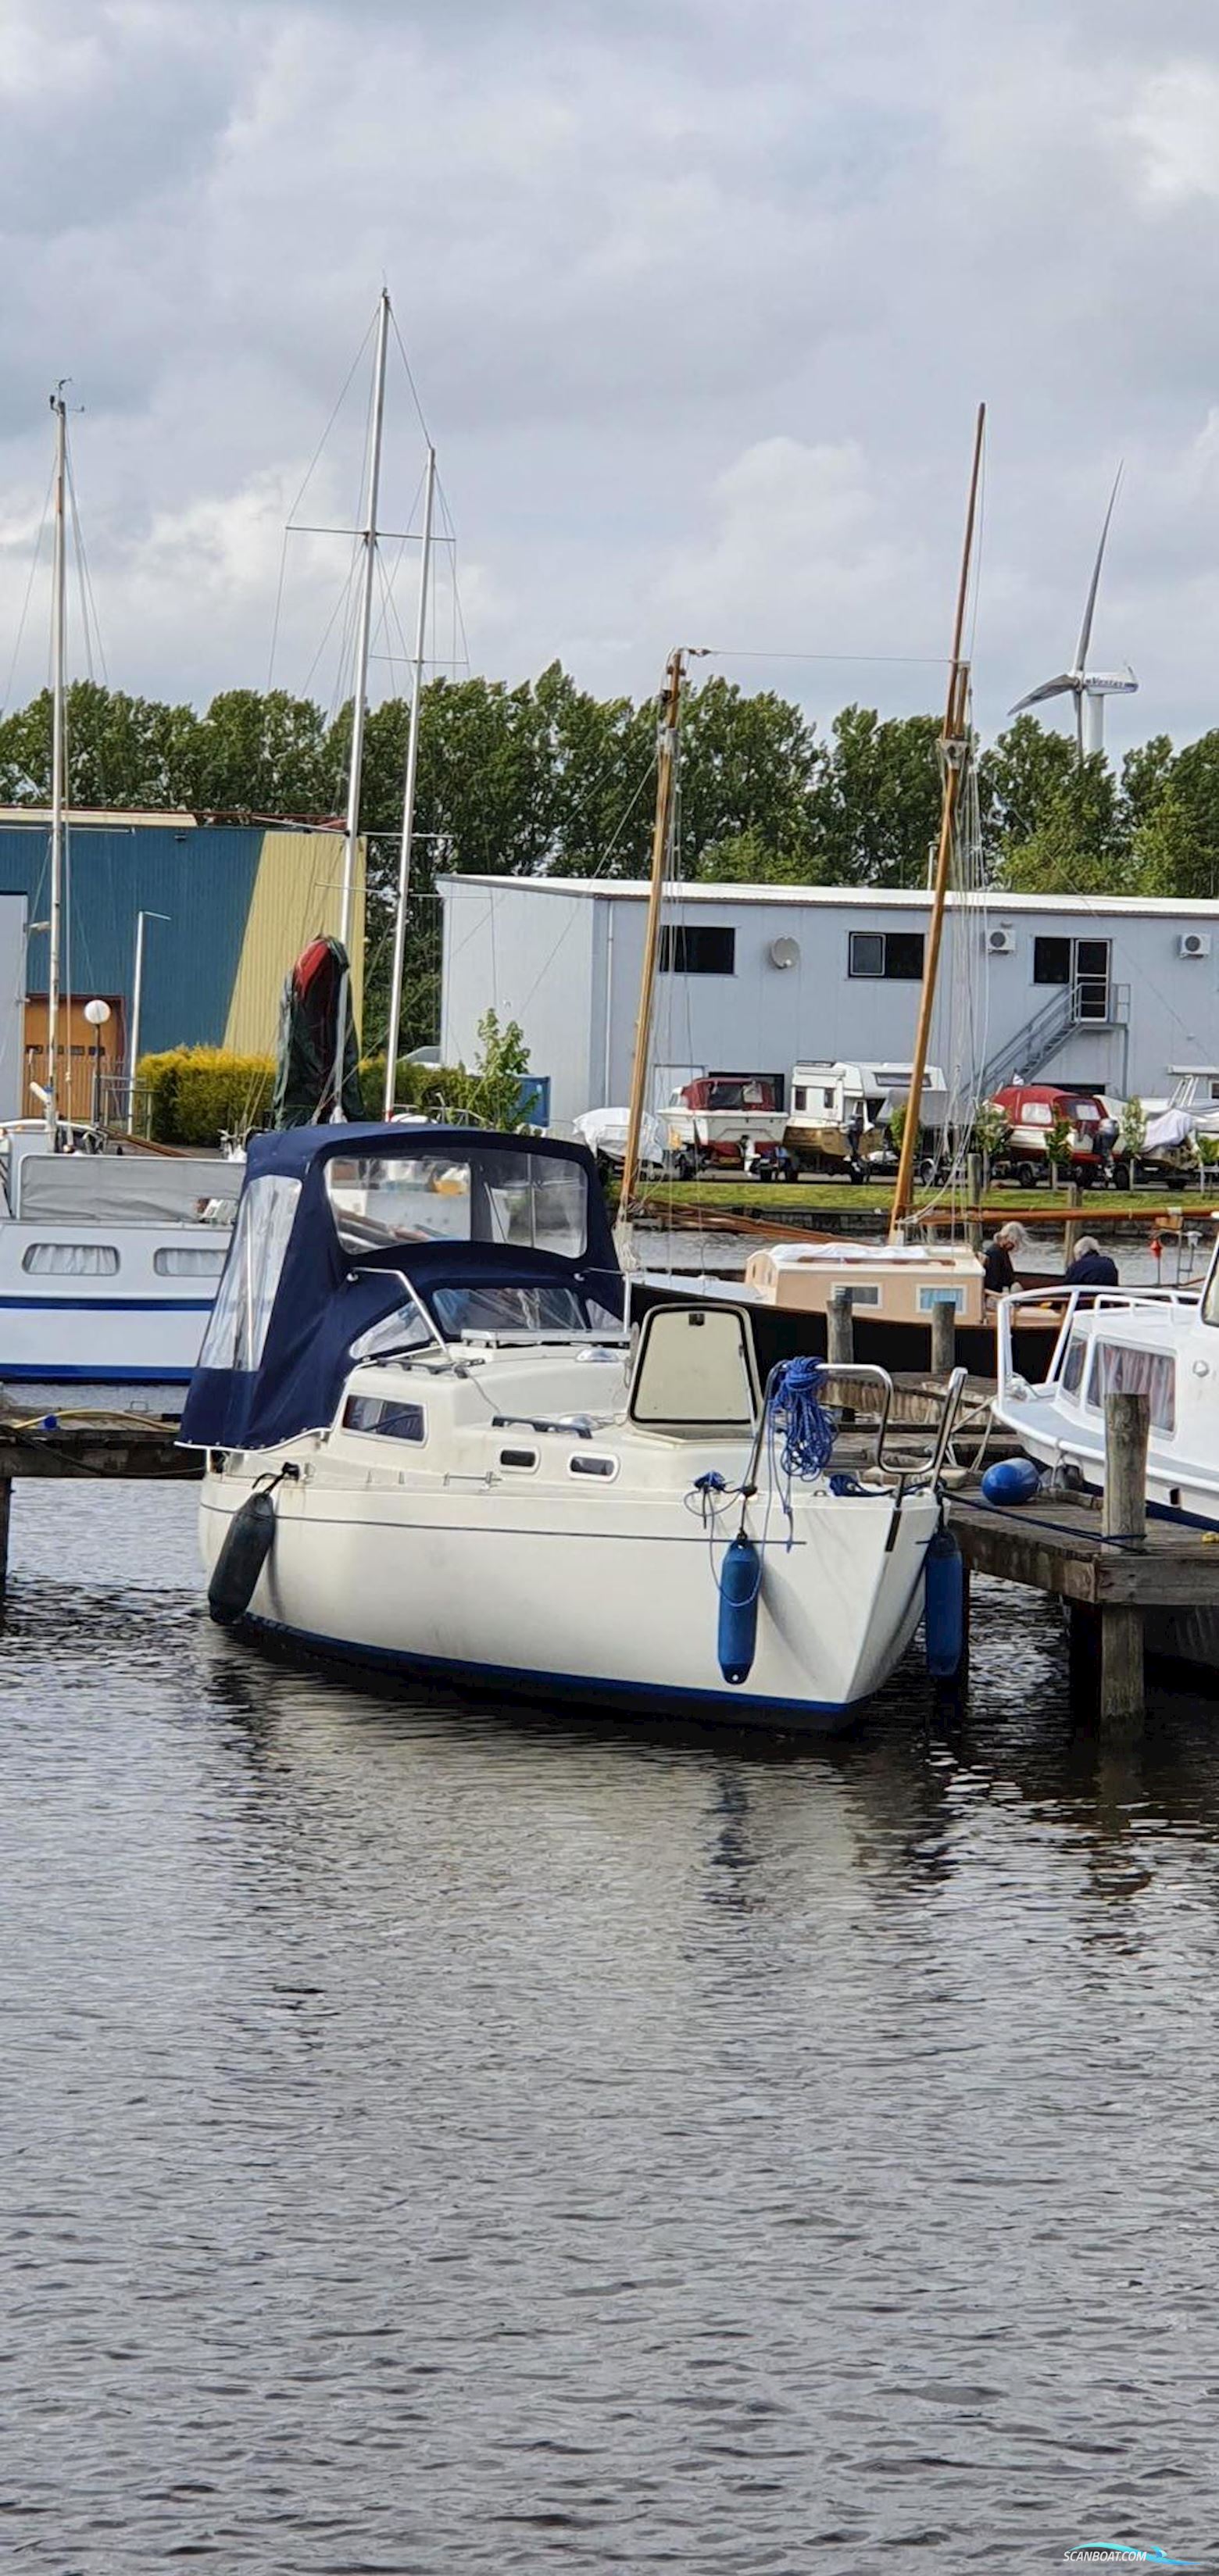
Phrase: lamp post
[
  {"left": 128, "top": 910, "right": 170, "bottom": 1134},
  {"left": 84, "top": 997, "right": 111, "bottom": 1129}
]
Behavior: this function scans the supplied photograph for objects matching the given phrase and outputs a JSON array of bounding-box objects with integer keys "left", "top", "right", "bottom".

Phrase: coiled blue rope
[
  {"left": 766, "top": 1356, "right": 837, "bottom": 1549},
  {"left": 767, "top": 1356, "right": 837, "bottom": 1481}
]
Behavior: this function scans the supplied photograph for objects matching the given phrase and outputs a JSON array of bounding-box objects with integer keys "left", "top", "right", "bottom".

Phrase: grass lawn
[{"left": 622, "top": 1179, "right": 1206, "bottom": 1220}]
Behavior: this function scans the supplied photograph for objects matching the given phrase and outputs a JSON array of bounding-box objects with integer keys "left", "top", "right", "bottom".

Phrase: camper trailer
[{"left": 785, "top": 1062, "right": 949, "bottom": 1179}]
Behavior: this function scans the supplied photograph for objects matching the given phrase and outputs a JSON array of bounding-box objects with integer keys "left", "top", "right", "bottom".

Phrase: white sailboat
[
  {"left": 0, "top": 389, "right": 241, "bottom": 1381},
  {"left": 184, "top": 645, "right": 968, "bottom": 1730},
  {"left": 0, "top": 298, "right": 424, "bottom": 1382}
]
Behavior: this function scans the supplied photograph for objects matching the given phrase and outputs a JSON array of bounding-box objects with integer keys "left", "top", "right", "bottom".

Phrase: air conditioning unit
[
  {"left": 768, "top": 936, "right": 800, "bottom": 969},
  {"left": 1179, "top": 931, "right": 1211, "bottom": 959},
  {"left": 987, "top": 926, "right": 1015, "bottom": 955}
]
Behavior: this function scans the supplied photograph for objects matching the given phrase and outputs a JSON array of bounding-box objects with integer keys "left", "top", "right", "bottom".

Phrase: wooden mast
[
  {"left": 616, "top": 645, "right": 685, "bottom": 1241},
  {"left": 889, "top": 402, "right": 986, "bottom": 1241}
]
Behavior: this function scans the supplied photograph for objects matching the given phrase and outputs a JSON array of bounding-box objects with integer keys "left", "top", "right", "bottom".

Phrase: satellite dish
[{"left": 769, "top": 936, "right": 799, "bottom": 970}]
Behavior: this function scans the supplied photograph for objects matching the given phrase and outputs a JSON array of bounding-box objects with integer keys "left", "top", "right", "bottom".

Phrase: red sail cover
[{"left": 270, "top": 934, "right": 363, "bottom": 1127}]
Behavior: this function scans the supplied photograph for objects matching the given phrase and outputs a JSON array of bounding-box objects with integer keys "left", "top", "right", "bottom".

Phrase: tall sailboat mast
[
  {"left": 338, "top": 288, "right": 391, "bottom": 956},
  {"left": 889, "top": 403, "right": 986, "bottom": 1239},
  {"left": 617, "top": 646, "right": 686, "bottom": 1242},
  {"left": 45, "top": 385, "right": 69, "bottom": 1147},
  {"left": 382, "top": 441, "right": 437, "bottom": 1117}
]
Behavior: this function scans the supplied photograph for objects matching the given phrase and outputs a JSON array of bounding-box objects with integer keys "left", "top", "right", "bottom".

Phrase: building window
[
  {"left": 659, "top": 925, "right": 735, "bottom": 975},
  {"left": 848, "top": 930, "right": 925, "bottom": 980},
  {"left": 22, "top": 1243, "right": 120, "bottom": 1275},
  {"left": 341, "top": 1396, "right": 427, "bottom": 1442},
  {"left": 1033, "top": 937, "right": 1072, "bottom": 985}
]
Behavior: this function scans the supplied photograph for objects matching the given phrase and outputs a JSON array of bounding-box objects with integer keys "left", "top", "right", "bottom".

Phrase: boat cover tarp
[
  {"left": 180, "top": 1124, "right": 621, "bottom": 1453},
  {"left": 17, "top": 1156, "right": 240, "bottom": 1225},
  {"left": 271, "top": 935, "right": 363, "bottom": 1127},
  {"left": 1143, "top": 1107, "right": 1196, "bottom": 1156}
]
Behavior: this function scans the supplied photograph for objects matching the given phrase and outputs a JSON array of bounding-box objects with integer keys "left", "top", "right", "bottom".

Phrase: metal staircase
[{"left": 981, "top": 981, "right": 1129, "bottom": 1095}]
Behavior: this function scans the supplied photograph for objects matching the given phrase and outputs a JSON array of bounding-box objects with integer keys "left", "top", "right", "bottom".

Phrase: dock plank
[{"left": 949, "top": 1494, "right": 1219, "bottom": 1610}]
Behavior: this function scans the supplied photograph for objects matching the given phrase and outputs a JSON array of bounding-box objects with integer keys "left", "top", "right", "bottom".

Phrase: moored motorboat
[
  {"left": 183, "top": 1124, "right": 967, "bottom": 1729},
  {"left": 993, "top": 1269, "right": 1219, "bottom": 1677}
]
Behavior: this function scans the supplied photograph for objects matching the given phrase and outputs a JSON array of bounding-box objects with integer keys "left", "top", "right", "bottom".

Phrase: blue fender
[
  {"left": 980, "top": 1457, "right": 1042, "bottom": 1507},
  {"left": 924, "top": 1522, "right": 965, "bottom": 1681},
  {"left": 717, "top": 1535, "right": 761, "bottom": 1685}
]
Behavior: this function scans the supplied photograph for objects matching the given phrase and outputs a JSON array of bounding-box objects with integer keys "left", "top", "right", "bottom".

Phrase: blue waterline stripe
[
  {"left": 0, "top": 1295, "right": 213, "bottom": 1313},
  {"left": 238, "top": 1610, "right": 854, "bottom": 1721},
  {"left": 0, "top": 1363, "right": 193, "bottom": 1383}
]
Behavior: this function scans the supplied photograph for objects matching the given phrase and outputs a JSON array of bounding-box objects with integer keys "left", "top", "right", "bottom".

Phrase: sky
[{"left": 4, "top": 0, "right": 1219, "bottom": 753}]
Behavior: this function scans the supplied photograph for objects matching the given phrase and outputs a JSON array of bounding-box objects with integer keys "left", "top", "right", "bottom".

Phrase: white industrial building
[{"left": 438, "top": 876, "right": 1219, "bottom": 1124}]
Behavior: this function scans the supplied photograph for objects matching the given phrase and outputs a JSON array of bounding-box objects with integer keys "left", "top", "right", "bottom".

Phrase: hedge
[{"left": 138, "top": 1046, "right": 274, "bottom": 1146}]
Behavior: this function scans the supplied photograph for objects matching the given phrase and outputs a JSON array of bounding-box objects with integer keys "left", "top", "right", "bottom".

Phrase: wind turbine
[{"left": 1010, "top": 466, "right": 1138, "bottom": 756}]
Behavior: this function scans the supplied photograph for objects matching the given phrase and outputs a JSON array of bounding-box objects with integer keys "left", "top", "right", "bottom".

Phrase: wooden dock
[
  {"left": 0, "top": 1407, "right": 199, "bottom": 1601},
  {"left": 947, "top": 1449, "right": 1219, "bottom": 1737}
]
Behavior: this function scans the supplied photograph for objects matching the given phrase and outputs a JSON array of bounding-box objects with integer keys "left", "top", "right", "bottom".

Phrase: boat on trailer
[{"left": 184, "top": 1124, "right": 967, "bottom": 1730}]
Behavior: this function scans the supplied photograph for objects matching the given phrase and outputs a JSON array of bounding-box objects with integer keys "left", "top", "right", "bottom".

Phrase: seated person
[
  {"left": 981, "top": 1221, "right": 1028, "bottom": 1296},
  {"left": 1063, "top": 1234, "right": 1119, "bottom": 1291}
]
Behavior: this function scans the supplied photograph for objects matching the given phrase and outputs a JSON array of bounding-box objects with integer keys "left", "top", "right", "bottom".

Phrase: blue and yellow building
[{"left": 0, "top": 808, "right": 364, "bottom": 1106}]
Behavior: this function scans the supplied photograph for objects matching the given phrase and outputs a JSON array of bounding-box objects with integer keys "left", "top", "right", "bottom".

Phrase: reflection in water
[{"left": 4, "top": 1483, "right": 1219, "bottom": 2572}]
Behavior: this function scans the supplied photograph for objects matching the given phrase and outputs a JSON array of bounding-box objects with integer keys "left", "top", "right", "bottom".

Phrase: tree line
[{"left": 3, "top": 668, "right": 1217, "bottom": 1049}]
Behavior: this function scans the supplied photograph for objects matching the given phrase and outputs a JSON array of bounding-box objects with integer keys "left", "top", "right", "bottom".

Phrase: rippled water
[{"left": 4, "top": 1478, "right": 1219, "bottom": 2572}]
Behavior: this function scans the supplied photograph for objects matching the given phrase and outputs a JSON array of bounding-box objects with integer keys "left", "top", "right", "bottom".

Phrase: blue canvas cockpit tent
[{"left": 179, "top": 1124, "right": 624, "bottom": 1455}]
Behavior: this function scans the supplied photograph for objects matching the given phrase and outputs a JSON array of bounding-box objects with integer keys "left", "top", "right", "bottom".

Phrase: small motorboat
[
  {"left": 992, "top": 1269, "right": 1219, "bottom": 1677},
  {"left": 183, "top": 1124, "right": 967, "bottom": 1730}
]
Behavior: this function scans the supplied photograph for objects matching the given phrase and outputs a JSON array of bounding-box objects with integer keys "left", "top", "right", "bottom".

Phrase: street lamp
[
  {"left": 128, "top": 910, "right": 170, "bottom": 1134},
  {"left": 84, "top": 996, "right": 110, "bottom": 1128}
]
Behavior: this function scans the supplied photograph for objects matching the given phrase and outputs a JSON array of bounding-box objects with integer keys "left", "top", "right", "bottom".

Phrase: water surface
[{"left": 2, "top": 1479, "right": 1217, "bottom": 2573}]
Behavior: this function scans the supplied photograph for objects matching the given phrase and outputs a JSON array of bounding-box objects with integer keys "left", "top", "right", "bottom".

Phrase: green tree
[
  {"left": 807, "top": 705, "right": 942, "bottom": 886},
  {"left": 978, "top": 715, "right": 1078, "bottom": 874},
  {"left": 681, "top": 677, "right": 823, "bottom": 874},
  {"left": 191, "top": 689, "right": 334, "bottom": 814},
  {"left": 1000, "top": 752, "right": 1129, "bottom": 895},
  {"left": 0, "top": 681, "right": 202, "bottom": 807},
  {"left": 1130, "top": 730, "right": 1219, "bottom": 899},
  {"left": 1120, "top": 734, "right": 1175, "bottom": 836}
]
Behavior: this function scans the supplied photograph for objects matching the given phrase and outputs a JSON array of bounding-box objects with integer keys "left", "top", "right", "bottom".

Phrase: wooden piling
[
  {"left": 827, "top": 1285, "right": 854, "bottom": 1367},
  {"left": 0, "top": 1474, "right": 13, "bottom": 1608},
  {"left": 1063, "top": 1179, "right": 1083, "bottom": 1268},
  {"left": 929, "top": 1295, "right": 956, "bottom": 1377},
  {"left": 1099, "top": 1389, "right": 1149, "bottom": 1732}
]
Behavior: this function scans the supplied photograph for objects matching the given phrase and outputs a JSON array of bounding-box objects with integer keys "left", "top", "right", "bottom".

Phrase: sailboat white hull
[{"left": 200, "top": 1464, "right": 937, "bottom": 1727}]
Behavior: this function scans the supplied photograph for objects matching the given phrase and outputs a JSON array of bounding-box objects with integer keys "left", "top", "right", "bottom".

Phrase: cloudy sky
[{"left": 4, "top": 0, "right": 1219, "bottom": 752}]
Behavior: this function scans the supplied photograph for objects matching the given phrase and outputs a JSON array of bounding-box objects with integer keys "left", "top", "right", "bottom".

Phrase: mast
[
  {"left": 617, "top": 646, "right": 685, "bottom": 1240},
  {"left": 382, "top": 442, "right": 437, "bottom": 1117},
  {"left": 45, "top": 386, "right": 68, "bottom": 1147},
  {"left": 338, "top": 288, "right": 391, "bottom": 955},
  {"left": 888, "top": 403, "right": 986, "bottom": 1240}
]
